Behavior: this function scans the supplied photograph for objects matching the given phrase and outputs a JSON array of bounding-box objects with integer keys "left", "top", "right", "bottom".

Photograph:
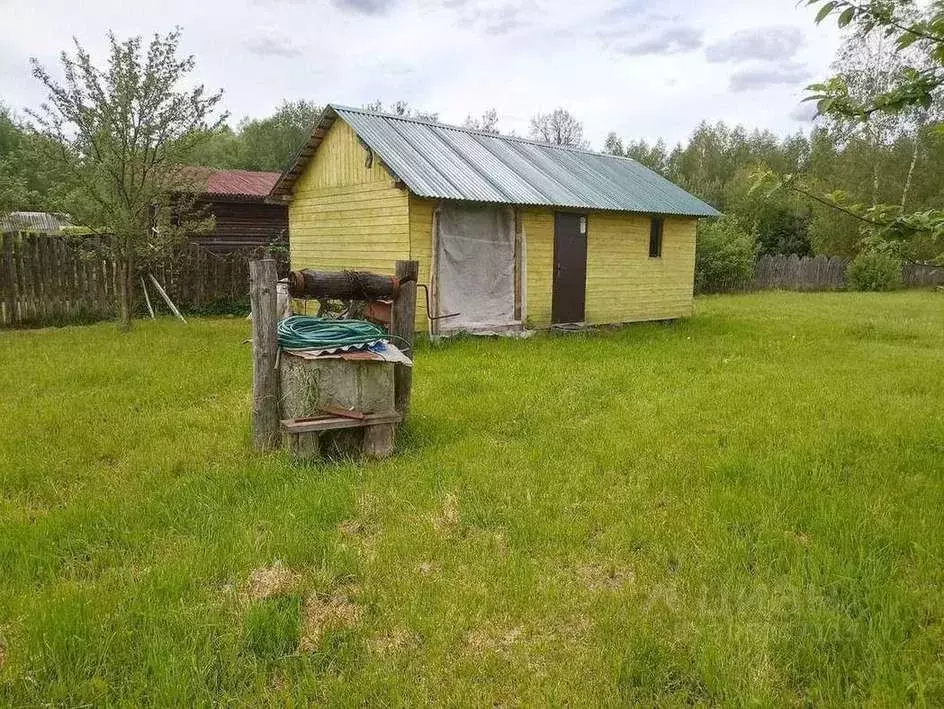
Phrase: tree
[
  {"left": 603, "top": 131, "right": 624, "bottom": 156},
  {"left": 363, "top": 100, "right": 439, "bottom": 122},
  {"left": 625, "top": 138, "right": 671, "bottom": 174},
  {"left": 795, "top": 0, "right": 944, "bottom": 260},
  {"left": 528, "top": 108, "right": 587, "bottom": 147},
  {"left": 28, "top": 29, "right": 226, "bottom": 330},
  {"left": 827, "top": 34, "right": 910, "bottom": 206},
  {"left": 186, "top": 125, "right": 243, "bottom": 170},
  {"left": 237, "top": 100, "right": 322, "bottom": 171},
  {"left": 463, "top": 108, "right": 500, "bottom": 133},
  {"left": 806, "top": 0, "right": 943, "bottom": 119},
  {"left": 0, "top": 107, "right": 33, "bottom": 214},
  {"left": 695, "top": 216, "right": 757, "bottom": 293},
  {"left": 0, "top": 106, "right": 62, "bottom": 214},
  {"left": 605, "top": 133, "right": 673, "bottom": 173}
]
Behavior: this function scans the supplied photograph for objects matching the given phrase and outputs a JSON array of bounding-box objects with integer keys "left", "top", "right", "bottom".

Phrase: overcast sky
[{"left": 0, "top": 0, "right": 840, "bottom": 149}]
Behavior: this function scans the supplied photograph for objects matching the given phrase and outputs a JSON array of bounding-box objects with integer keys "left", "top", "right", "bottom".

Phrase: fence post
[
  {"left": 250, "top": 258, "right": 280, "bottom": 451},
  {"left": 1, "top": 234, "right": 16, "bottom": 325}
]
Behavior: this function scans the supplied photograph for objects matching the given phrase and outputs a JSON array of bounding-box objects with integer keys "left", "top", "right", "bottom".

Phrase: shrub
[
  {"left": 846, "top": 250, "right": 903, "bottom": 291},
  {"left": 695, "top": 216, "right": 757, "bottom": 293}
]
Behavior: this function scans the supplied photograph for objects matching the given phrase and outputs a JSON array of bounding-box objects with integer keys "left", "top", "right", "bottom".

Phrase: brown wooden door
[{"left": 552, "top": 212, "right": 588, "bottom": 323}]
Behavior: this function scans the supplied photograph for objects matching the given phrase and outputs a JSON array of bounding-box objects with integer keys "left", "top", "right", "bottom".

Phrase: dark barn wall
[{"left": 191, "top": 199, "right": 288, "bottom": 251}]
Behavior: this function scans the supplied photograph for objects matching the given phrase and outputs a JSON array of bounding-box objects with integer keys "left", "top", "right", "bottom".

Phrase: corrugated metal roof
[
  {"left": 181, "top": 166, "right": 281, "bottom": 200},
  {"left": 206, "top": 169, "right": 281, "bottom": 199},
  {"left": 272, "top": 104, "right": 721, "bottom": 217},
  {"left": 0, "top": 212, "right": 73, "bottom": 234}
]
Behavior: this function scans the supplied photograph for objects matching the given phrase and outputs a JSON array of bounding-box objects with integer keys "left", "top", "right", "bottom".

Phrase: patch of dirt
[
  {"left": 338, "top": 518, "right": 365, "bottom": 537},
  {"left": 554, "top": 613, "right": 594, "bottom": 643},
  {"left": 433, "top": 493, "right": 460, "bottom": 532},
  {"left": 338, "top": 519, "right": 379, "bottom": 562},
  {"left": 416, "top": 560, "right": 440, "bottom": 576},
  {"left": 463, "top": 626, "right": 523, "bottom": 655},
  {"left": 487, "top": 530, "right": 508, "bottom": 555},
  {"left": 785, "top": 529, "right": 811, "bottom": 546},
  {"left": 575, "top": 563, "right": 636, "bottom": 592},
  {"left": 644, "top": 582, "right": 680, "bottom": 613},
  {"left": 247, "top": 561, "right": 300, "bottom": 601},
  {"left": 298, "top": 589, "right": 362, "bottom": 653},
  {"left": 368, "top": 627, "right": 421, "bottom": 656}
]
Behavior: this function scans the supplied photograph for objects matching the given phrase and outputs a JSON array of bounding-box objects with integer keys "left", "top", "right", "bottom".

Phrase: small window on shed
[{"left": 649, "top": 217, "right": 664, "bottom": 258}]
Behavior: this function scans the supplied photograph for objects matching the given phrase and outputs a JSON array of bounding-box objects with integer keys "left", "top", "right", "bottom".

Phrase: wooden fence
[
  {"left": 1, "top": 231, "right": 287, "bottom": 327},
  {"left": 754, "top": 254, "right": 944, "bottom": 291},
  {"left": 754, "top": 254, "right": 849, "bottom": 290},
  {"left": 4, "top": 232, "right": 942, "bottom": 327},
  {"left": 902, "top": 261, "right": 944, "bottom": 288}
]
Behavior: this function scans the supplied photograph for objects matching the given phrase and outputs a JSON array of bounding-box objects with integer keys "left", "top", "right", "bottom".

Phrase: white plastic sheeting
[{"left": 435, "top": 203, "right": 516, "bottom": 331}]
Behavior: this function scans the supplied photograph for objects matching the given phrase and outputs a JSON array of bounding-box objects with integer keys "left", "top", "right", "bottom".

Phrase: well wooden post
[
  {"left": 250, "top": 258, "right": 280, "bottom": 451},
  {"left": 392, "top": 260, "right": 418, "bottom": 416}
]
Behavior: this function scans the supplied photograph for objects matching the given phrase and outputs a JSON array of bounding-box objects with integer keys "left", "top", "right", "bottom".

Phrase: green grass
[{"left": 1, "top": 291, "right": 943, "bottom": 705}]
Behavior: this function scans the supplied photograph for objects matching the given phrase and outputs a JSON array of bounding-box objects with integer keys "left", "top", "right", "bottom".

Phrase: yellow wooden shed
[{"left": 269, "top": 104, "right": 720, "bottom": 333}]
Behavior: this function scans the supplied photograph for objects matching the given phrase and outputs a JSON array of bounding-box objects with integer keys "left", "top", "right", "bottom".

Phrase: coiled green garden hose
[{"left": 277, "top": 316, "right": 388, "bottom": 351}]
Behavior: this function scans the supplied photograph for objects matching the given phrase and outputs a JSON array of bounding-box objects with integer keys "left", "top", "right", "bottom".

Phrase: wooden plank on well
[{"left": 281, "top": 411, "right": 402, "bottom": 433}]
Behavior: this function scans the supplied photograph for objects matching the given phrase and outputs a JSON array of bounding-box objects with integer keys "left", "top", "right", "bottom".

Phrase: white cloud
[
  {"left": 612, "top": 26, "right": 703, "bottom": 57},
  {"left": 0, "top": 0, "right": 842, "bottom": 147},
  {"left": 730, "top": 62, "right": 812, "bottom": 92},
  {"left": 706, "top": 25, "right": 806, "bottom": 63},
  {"left": 244, "top": 32, "right": 304, "bottom": 58},
  {"left": 330, "top": 0, "right": 397, "bottom": 14}
]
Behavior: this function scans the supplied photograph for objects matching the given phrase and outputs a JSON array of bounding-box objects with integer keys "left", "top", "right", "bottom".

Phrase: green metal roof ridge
[
  {"left": 272, "top": 102, "right": 721, "bottom": 218},
  {"left": 329, "top": 103, "right": 655, "bottom": 163}
]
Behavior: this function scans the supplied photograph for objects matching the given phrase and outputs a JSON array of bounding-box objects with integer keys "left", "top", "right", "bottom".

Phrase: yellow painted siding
[
  {"left": 288, "top": 119, "right": 696, "bottom": 329},
  {"left": 289, "top": 120, "right": 409, "bottom": 275},
  {"left": 521, "top": 208, "right": 555, "bottom": 327},
  {"left": 408, "top": 196, "right": 436, "bottom": 330},
  {"left": 294, "top": 120, "right": 390, "bottom": 191},
  {"left": 585, "top": 213, "right": 696, "bottom": 323},
  {"left": 523, "top": 209, "right": 696, "bottom": 326}
]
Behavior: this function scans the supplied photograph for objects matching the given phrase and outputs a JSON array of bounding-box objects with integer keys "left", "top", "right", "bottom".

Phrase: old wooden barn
[
  {"left": 186, "top": 168, "right": 288, "bottom": 251},
  {"left": 269, "top": 104, "right": 719, "bottom": 332}
]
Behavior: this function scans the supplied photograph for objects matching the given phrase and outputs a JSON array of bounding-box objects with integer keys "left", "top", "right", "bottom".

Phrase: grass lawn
[{"left": 1, "top": 291, "right": 943, "bottom": 705}]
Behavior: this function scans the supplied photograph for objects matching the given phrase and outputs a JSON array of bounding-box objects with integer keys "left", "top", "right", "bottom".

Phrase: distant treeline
[{"left": 4, "top": 95, "right": 943, "bottom": 267}]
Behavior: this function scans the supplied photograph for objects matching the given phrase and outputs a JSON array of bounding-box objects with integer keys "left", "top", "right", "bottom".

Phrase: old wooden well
[{"left": 249, "top": 258, "right": 417, "bottom": 462}]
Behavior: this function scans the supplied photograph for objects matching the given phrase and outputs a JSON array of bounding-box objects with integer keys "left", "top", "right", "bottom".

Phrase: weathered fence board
[
  {"left": 0, "top": 231, "right": 287, "bottom": 327},
  {"left": 902, "top": 262, "right": 944, "bottom": 287},
  {"left": 753, "top": 254, "right": 852, "bottom": 291},
  {"left": 753, "top": 254, "right": 944, "bottom": 291}
]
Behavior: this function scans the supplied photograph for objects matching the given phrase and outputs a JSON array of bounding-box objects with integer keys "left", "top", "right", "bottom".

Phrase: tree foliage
[
  {"left": 28, "top": 29, "right": 225, "bottom": 329},
  {"left": 0, "top": 106, "right": 64, "bottom": 215},
  {"left": 363, "top": 100, "right": 439, "bottom": 122},
  {"left": 805, "top": 0, "right": 944, "bottom": 120},
  {"left": 463, "top": 108, "right": 500, "bottom": 133},
  {"left": 846, "top": 247, "right": 904, "bottom": 291},
  {"left": 529, "top": 108, "right": 587, "bottom": 147},
  {"left": 695, "top": 216, "right": 757, "bottom": 293},
  {"left": 187, "top": 100, "right": 322, "bottom": 172},
  {"left": 765, "top": 0, "right": 944, "bottom": 262}
]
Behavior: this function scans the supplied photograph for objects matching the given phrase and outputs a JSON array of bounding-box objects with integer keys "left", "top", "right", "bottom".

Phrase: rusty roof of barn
[
  {"left": 270, "top": 104, "right": 720, "bottom": 218},
  {"left": 182, "top": 167, "right": 282, "bottom": 201}
]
